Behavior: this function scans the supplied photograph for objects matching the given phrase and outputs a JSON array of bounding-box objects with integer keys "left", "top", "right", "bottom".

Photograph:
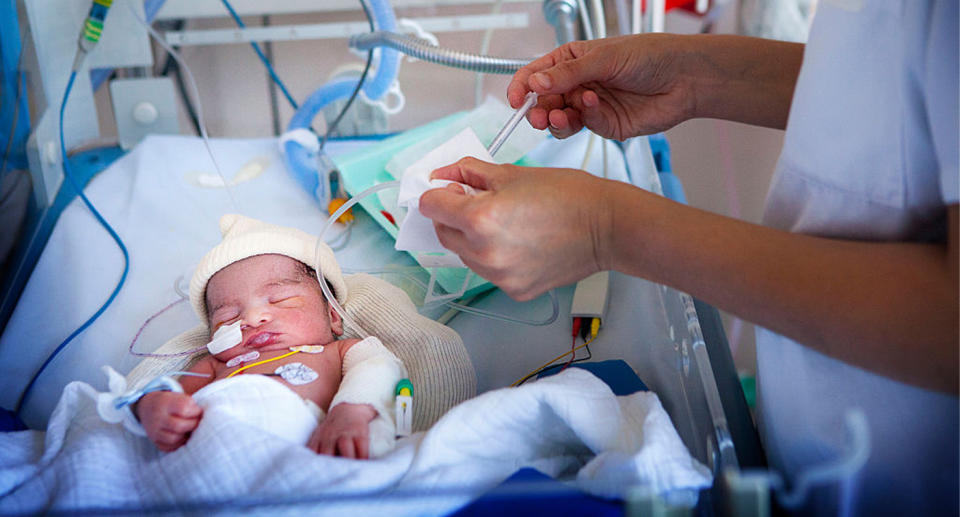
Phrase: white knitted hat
[{"left": 189, "top": 214, "right": 347, "bottom": 320}]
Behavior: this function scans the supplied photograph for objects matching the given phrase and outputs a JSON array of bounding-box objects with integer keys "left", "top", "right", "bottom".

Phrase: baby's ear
[{"left": 327, "top": 302, "right": 344, "bottom": 336}]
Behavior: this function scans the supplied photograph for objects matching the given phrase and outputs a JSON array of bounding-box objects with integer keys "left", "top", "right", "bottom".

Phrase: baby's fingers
[
  {"left": 354, "top": 436, "right": 370, "bottom": 460},
  {"left": 316, "top": 434, "right": 336, "bottom": 456},
  {"left": 336, "top": 437, "right": 356, "bottom": 459},
  {"left": 152, "top": 429, "right": 189, "bottom": 452}
]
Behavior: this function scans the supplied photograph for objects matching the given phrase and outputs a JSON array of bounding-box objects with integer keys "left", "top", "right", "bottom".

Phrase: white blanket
[{"left": 0, "top": 369, "right": 711, "bottom": 514}]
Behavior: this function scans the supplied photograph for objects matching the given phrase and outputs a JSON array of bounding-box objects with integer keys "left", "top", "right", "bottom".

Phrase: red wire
[
  {"left": 560, "top": 317, "right": 582, "bottom": 372},
  {"left": 559, "top": 335, "right": 577, "bottom": 372}
]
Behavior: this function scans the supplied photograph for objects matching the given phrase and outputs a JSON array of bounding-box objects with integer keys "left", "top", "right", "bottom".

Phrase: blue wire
[
  {"left": 14, "top": 70, "right": 131, "bottom": 417},
  {"left": 219, "top": 0, "right": 299, "bottom": 111}
]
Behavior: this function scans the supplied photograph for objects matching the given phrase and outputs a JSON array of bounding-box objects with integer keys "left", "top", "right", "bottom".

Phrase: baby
[{"left": 135, "top": 215, "right": 406, "bottom": 459}]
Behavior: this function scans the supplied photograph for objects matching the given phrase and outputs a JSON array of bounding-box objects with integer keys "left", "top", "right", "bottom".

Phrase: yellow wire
[
  {"left": 225, "top": 350, "right": 300, "bottom": 379},
  {"left": 510, "top": 335, "right": 596, "bottom": 387}
]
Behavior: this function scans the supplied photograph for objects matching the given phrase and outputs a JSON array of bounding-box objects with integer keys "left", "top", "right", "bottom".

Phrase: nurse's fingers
[
  {"left": 544, "top": 107, "right": 585, "bottom": 139},
  {"left": 508, "top": 48, "right": 573, "bottom": 107},
  {"left": 507, "top": 41, "right": 601, "bottom": 107},
  {"left": 433, "top": 223, "right": 479, "bottom": 257},
  {"left": 527, "top": 50, "right": 610, "bottom": 99},
  {"left": 527, "top": 94, "right": 567, "bottom": 130},
  {"left": 429, "top": 157, "right": 507, "bottom": 191},
  {"left": 420, "top": 191, "right": 475, "bottom": 234}
]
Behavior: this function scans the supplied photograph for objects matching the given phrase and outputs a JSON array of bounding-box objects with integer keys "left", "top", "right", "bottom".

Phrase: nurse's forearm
[
  {"left": 681, "top": 35, "right": 804, "bottom": 129},
  {"left": 600, "top": 184, "right": 959, "bottom": 393}
]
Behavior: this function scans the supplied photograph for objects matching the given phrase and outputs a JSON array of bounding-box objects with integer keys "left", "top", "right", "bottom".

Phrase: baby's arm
[
  {"left": 134, "top": 357, "right": 213, "bottom": 452},
  {"left": 307, "top": 337, "right": 406, "bottom": 459}
]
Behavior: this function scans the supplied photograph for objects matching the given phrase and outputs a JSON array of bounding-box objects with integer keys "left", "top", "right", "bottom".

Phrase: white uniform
[{"left": 759, "top": 0, "right": 958, "bottom": 515}]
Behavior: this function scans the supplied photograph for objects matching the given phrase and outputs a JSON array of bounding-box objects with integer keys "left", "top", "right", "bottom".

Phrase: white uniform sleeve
[
  {"left": 329, "top": 336, "right": 407, "bottom": 428},
  {"left": 926, "top": 0, "right": 958, "bottom": 204}
]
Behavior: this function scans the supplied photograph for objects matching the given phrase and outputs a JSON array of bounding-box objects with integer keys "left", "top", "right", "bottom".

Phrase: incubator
[{"left": 0, "top": 0, "right": 859, "bottom": 515}]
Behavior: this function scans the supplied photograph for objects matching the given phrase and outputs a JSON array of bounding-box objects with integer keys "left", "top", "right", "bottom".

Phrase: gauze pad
[
  {"left": 395, "top": 127, "right": 487, "bottom": 258},
  {"left": 207, "top": 320, "right": 242, "bottom": 354}
]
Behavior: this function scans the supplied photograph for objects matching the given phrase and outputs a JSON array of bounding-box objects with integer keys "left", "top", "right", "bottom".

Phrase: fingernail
[{"left": 532, "top": 73, "right": 552, "bottom": 89}]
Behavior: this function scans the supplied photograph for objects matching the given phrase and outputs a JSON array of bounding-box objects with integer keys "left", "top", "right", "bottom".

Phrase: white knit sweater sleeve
[{"left": 329, "top": 336, "right": 407, "bottom": 424}]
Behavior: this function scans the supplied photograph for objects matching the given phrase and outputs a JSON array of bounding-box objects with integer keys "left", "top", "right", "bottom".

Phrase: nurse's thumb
[
  {"left": 431, "top": 156, "right": 505, "bottom": 191},
  {"left": 530, "top": 55, "right": 607, "bottom": 95}
]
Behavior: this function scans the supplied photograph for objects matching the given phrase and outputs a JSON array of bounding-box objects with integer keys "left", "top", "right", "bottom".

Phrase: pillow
[{"left": 126, "top": 273, "right": 477, "bottom": 432}]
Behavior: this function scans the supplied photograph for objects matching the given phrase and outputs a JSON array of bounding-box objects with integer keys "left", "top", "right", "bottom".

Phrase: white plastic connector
[{"left": 571, "top": 271, "right": 609, "bottom": 320}]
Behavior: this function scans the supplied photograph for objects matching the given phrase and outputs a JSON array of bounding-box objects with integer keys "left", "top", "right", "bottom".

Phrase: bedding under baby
[{"left": 0, "top": 368, "right": 710, "bottom": 514}]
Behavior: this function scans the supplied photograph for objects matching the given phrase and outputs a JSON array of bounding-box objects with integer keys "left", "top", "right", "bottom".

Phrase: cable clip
[
  {"left": 395, "top": 378, "right": 413, "bottom": 437},
  {"left": 95, "top": 366, "right": 187, "bottom": 437}
]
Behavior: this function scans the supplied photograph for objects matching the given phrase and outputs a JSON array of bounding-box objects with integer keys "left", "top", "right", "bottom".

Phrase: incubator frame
[{"left": 0, "top": 1, "right": 774, "bottom": 515}]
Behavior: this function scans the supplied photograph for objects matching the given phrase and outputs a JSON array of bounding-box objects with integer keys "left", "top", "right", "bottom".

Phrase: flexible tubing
[
  {"left": 16, "top": 70, "right": 132, "bottom": 416},
  {"left": 133, "top": 6, "right": 239, "bottom": 211},
  {"left": 315, "top": 180, "right": 402, "bottom": 338},
  {"left": 90, "top": 0, "right": 168, "bottom": 91},
  {"left": 350, "top": 32, "right": 531, "bottom": 74},
  {"left": 287, "top": 0, "right": 399, "bottom": 133},
  {"left": 590, "top": 0, "right": 607, "bottom": 38},
  {"left": 575, "top": 0, "right": 595, "bottom": 40},
  {"left": 474, "top": 0, "right": 506, "bottom": 106},
  {"left": 353, "top": 267, "right": 560, "bottom": 326},
  {"left": 283, "top": 0, "right": 400, "bottom": 206},
  {"left": 284, "top": 78, "right": 358, "bottom": 202}
]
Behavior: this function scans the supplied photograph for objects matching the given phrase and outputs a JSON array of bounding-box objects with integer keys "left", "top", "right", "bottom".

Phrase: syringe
[{"left": 487, "top": 92, "right": 539, "bottom": 157}]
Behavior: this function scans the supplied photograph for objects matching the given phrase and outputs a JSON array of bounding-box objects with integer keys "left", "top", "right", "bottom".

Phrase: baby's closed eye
[
  {"left": 211, "top": 312, "right": 240, "bottom": 330},
  {"left": 271, "top": 296, "right": 303, "bottom": 308}
]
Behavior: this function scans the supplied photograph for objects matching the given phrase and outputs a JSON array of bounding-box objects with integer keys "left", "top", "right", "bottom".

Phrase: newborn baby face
[{"left": 205, "top": 254, "right": 342, "bottom": 362}]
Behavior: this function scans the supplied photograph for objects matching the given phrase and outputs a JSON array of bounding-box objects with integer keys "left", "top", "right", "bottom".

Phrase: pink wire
[{"left": 128, "top": 298, "right": 206, "bottom": 358}]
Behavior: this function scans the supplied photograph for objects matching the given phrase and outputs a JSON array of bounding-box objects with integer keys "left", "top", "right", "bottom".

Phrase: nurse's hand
[
  {"left": 419, "top": 158, "right": 613, "bottom": 301},
  {"left": 508, "top": 34, "right": 696, "bottom": 140}
]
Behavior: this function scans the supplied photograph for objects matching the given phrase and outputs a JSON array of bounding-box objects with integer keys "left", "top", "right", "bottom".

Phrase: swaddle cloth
[
  {"left": 195, "top": 374, "right": 396, "bottom": 457},
  {"left": 0, "top": 368, "right": 710, "bottom": 515},
  {"left": 193, "top": 375, "right": 321, "bottom": 446}
]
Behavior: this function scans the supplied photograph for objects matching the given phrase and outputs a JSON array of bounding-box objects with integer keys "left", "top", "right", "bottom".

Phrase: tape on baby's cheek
[{"left": 207, "top": 320, "right": 243, "bottom": 354}]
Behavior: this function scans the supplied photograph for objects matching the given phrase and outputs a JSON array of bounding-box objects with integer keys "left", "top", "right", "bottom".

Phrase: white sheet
[{"left": 0, "top": 368, "right": 709, "bottom": 514}]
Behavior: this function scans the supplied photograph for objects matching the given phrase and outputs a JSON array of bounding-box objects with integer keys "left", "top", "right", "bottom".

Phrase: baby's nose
[{"left": 242, "top": 305, "right": 273, "bottom": 327}]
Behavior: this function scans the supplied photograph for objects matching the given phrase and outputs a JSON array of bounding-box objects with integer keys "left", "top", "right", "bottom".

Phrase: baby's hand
[
  {"left": 308, "top": 403, "right": 377, "bottom": 459},
  {"left": 135, "top": 391, "right": 203, "bottom": 452}
]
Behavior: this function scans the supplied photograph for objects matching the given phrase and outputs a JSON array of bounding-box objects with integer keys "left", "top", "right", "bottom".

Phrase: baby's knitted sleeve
[{"left": 329, "top": 336, "right": 407, "bottom": 426}]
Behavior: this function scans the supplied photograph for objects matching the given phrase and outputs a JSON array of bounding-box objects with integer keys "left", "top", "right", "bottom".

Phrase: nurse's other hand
[
  {"left": 507, "top": 34, "right": 695, "bottom": 140},
  {"left": 419, "top": 158, "right": 613, "bottom": 301}
]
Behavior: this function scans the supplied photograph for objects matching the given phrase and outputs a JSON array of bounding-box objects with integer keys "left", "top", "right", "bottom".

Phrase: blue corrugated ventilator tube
[{"left": 281, "top": 0, "right": 401, "bottom": 206}]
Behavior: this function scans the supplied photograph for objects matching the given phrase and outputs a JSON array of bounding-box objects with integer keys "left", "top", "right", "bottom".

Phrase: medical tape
[
  {"left": 279, "top": 128, "right": 320, "bottom": 154},
  {"left": 207, "top": 320, "right": 243, "bottom": 354}
]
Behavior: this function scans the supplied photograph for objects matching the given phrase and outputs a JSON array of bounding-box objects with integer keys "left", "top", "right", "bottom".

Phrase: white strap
[{"left": 279, "top": 128, "right": 320, "bottom": 155}]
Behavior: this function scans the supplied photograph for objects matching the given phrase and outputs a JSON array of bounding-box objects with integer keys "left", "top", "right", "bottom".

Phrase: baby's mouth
[{"left": 246, "top": 332, "right": 279, "bottom": 348}]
